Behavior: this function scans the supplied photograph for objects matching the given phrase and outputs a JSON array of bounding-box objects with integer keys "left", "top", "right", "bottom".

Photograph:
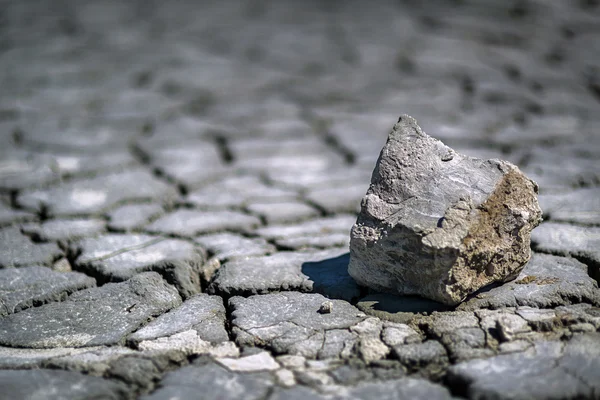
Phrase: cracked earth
[{"left": 0, "top": 0, "right": 599, "bottom": 399}]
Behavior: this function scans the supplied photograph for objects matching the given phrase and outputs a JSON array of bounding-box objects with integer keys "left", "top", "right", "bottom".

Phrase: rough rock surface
[
  {"left": 0, "top": 266, "right": 96, "bottom": 316},
  {"left": 1, "top": 1, "right": 600, "bottom": 398},
  {"left": 0, "top": 272, "right": 181, "bottom": 348},
  {"left": 349, "top": 115, "right": 543, "bottom": 305}
]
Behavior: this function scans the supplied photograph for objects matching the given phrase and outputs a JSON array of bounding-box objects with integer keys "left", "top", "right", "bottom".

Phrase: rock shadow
[{"left": 301, "top": 253, "right": 364, "bottom": 303}]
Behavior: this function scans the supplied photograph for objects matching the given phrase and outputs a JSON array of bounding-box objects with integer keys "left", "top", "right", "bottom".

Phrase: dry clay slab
[{"left": 349, "top": 115, "right": 542, "bottom": 305}]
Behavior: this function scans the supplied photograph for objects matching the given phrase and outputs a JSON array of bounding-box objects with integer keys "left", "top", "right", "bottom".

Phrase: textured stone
[
  {"left": 246, "top": 200, "right": 319, "bottom": 224},
  {"left": 459, "top": 253, "right": 600, "bottom": 310},
  {"left": 349, "top": 115, "right": 543, "bottom": 305},
  {"left": 539, "top": 187, "right": 600, "bottom": 225},
  {"left": 0, "top": 201, "right": 36, "bottom": 226},
  {"left": 72, "top": 234, "right": 205, "bottom": 298},
  {"left": 17, "top": 168, "right": 178, "bottom": 216},
  {"left": 0, "top": 369, "right": 129, "bottom": 400},
  {"left": 195, "top": 232, "right": 275, "bottom": 261},
  {"left": 142, "top": 359, "right": 274, "bottom": 400},
  {"left": 209, "top": 248, "right": 360, "bottom": 301},
  {"left": 0, "top": 272, "right": 181, "bottom": 348},
  {"left": 106, "top": 203, "right": 164, "bottom": 232},
  {"left": 42, "top": 346, "right": 137, "bottom": 376},
  {"left": 21, "top": 218, "right": 105, "bottom": 242},
  {"left": 0, "top": 226, "right": 63, "bottom": 268},
  {"left": 532, "top": 222, "right": 600, "bottom": 283},
  {"left": 216, "top": 351, "right": 280, "bottom": 372},
  {"left": 146, "top": 209, "right": 261, "bottom": 237},
  {"left": 230, "top": 292, "right": 365, "bottom": 359},
  {"left": 447, "top": 334, "right": 600, "bottom": 400},
  {"left": 0, "top": 346, "right": 99, "bottom": 370},
  {"left": 0, "top": 266, "right": 96, "bottom": 316},
  {"left": 129, "top": 293, "right": 228, "bottom": 344}
]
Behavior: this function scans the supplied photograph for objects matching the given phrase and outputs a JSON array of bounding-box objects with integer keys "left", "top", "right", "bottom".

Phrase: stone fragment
[
  {"left": 146, "top": 209, "right": 261, "bottom": 237},
  {"left": 106, "top": 203, "right": 164, "bottom": 232},
  {"left": 447, "top": 334, "right": 600, "bottom": 400},
  {"left": 0, "top": 266, "right": 96, "bottom": 316},
  {"left": 532, "top": 222, "right": 600, "bottom": 283},
  {"left": 43, "top": 347, "right": 137, "bottom": 376},
  {"left": 0, "top": 226, "right": 63, "bottom": 268},
  {"left": 21, "top": 218, "right": 105, "bottom": 242},
  {"left": 0, "top": 200, "right": 36, "bottom": 225},
  {"left": 246, "top": 200, "right": 319, "bottom": 224},
  {"left": 216, "top": 351, "right": 280, "bottom": 372},
  {"left": 458, "top": 253, "right": 600, "bottom": 310},
  {"left": 230, "top": 292, "right": 365, "bottom": 359},
  {"left": 0, "top": 369, "right": 129, "bottom": 400},
  {"left": 0, "top": 272, "right": 181, "bottom": 348},
  {"left": 349, "top": 115, "right": 543, "bottom": 305},
  {"left": 0, "top": 346, "right": 99, "bottom": 370},
  {"left": 195, "top": 232, "right": 275, "bottom": 261},
  {"left": 186, "top": 174, "right": 296, "bottom": 208},
  {"left": 538, "top": 187, "right": 600, "bottom": 225},
  {"left": 136, "top": 330, "right": 238, "bottom": 358},
  {"left": 319, "top": 301, "right": 333, "bottom": 314},
  {"left": 129, "top": 293, "right": 228, "bottom": 344},
  {"left": 17, "top": 168, "right": 178, "bottom": 216},
  {"left": 72, "top": 234, "right": 205, "bottom": 298},
  {"left": 142, "top": 359, "right": 274, "bottom": 400}
]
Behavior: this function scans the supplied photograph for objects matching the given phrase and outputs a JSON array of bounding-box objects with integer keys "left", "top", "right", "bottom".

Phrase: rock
[
  {"left": 532, "top": 222, "right": 600, "bottom": 283},
  {"left": 216, "top": 351, "right": 280, "bottom": 372},
  {"left": 128, "top": 293, "right": 228, "bottom": 344},
  {"left": 146, "top": 209, "right": 261, "bottom": 237},
  {"left": 458, "top": 253, "right": 600, "bottom": 310},
  {"left": 0, "top": 266, "right": 96, "bottom": 316},
  {"left": 349, "top": 115, "right": 542, "bottom": 305},
  {"left": 0, "top": 369, "right": 129, "bottom": 400},
  {"left": 194, "top": 232, "right": 275, "bottom": 261},
  {"left": 106, "top": 203, "right": 164, "bottom": 232},
  {"left": 141, "top": 359, "right": 274, "bottom": 400},
  {"left": 447, "top": 334, "right": 600, "bottom": 400},
  {"left": 230, "top": 292, "right": 365, "bottom": 359},
  {"left": 72, "top": 234, "right": 205, "bottom": 298},
  {"left": 0, "top": 272, "right": 181, "bottom": 348},
  {"left": 0, "top": 226, "right": 63, "bottom": 268},
  {"left": 20, "top": 218, "right": 105, "bottom": 242},
  {"left": 17, "top": 168, "right": 178, "bottom": 216}
]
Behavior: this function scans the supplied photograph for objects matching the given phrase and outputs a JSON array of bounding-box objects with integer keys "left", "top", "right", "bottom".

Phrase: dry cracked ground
[{"left": 1, "top": 1, "right": 600, "bottom": 399}]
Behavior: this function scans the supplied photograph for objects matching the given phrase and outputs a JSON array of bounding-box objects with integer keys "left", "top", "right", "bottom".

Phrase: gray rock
[
  {"left": 247, "top": 200, "right": 319, "bottom": 224},
  {"left": 538, "top": 187, "right": 600, "bottom": 225},
  {"left": 0, "top": 346, "right": 99, "bottom": 370},
  {"left": 209, "top": 249, "right": 360, "bottom": 301},
  {"left": 447, "top": 333, "right": 600, "bottom": 400},
  {"left": 21, "top": 218, "right": 105, "bottom": 242},
  {"left": 146, "top": 209, "right": 261, "bottom": 237},
  {"left": 0, "top": 272, "right": 181, "bottom": 348},
  {"left": 142, "top": 359, "right": 274, "bottom": 400},
  {"left": 0, "top": 226, "right": 63, "bottom": 268},
  {"left": 255, "top": 215, "right": 355, "bottom": 241},
  {"left": 276, "top": 233, "right": 350, "bottom": 251},
  {"left": 392, "top": 340, "right": 449, "bottom": 379},
  {"left": 532, "top": 222, "right": 600, "bottom": 283},
  {"left": 195, "top": 232, "right": 275, "bottom": 261},
  {"left": 338, "top": 377, "right": 454, "bottom": 400},
  {"left": 129, "top": 293, "right": 228, "bottom": 344},
  {"left": 17, "top": 168, "right": 178, "bottom": 216},
  {"left": 186, "top": 174, "right": 296, "bottom": 208},
  {"left": 106, "top": 203, "right": 164, "bottom": 232},
  {"left": 349, "top": 115, "right": 542, "bottom": 305},
  {"left": 72, "top": 234, "right": 205, "bottom": 298},
  {"left": 0, "top": 369, "right": 129, "bottom": 400},
  {"left": 230, "top": 292, "right": 365, "bottom": 359},
  {"left": 305, "top": 183, "right": 366, "bottom": 214},
  {"left": 458, "top": 253, "right": 600, "bottom": 310},
  {"left": 0, "top": 266, "right": 96, "bottom": 316},
  {"left": 0, "top": 201, "right": 36, "bottom": 226},
  {"left": 42, "top": 346, "right": 138, "bottom": 376}
]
